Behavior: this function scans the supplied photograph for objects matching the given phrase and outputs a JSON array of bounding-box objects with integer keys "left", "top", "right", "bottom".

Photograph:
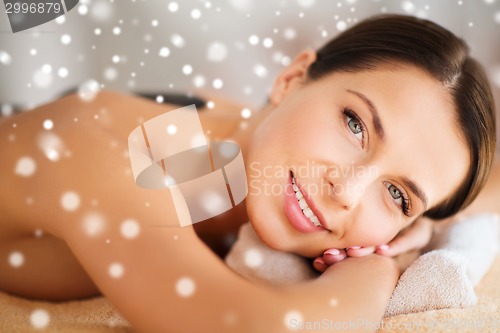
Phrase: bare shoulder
[{"left": 0, "top": 90, "right": 245, "bottom": 238}]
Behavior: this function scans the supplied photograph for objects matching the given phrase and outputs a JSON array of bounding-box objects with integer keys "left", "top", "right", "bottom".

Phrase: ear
[{"left": 269, "top": 48, "right": 317, "bottom": 106}]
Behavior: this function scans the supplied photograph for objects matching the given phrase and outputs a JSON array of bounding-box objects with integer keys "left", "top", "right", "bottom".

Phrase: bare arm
[{"left": 0, "top": 92, "right": 399, "bottom": 333}]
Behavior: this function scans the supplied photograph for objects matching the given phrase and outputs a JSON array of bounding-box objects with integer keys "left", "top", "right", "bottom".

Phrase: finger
[
  {"left": 322, "top": 249, "right": 347, "bottom": 265},
  {"left": 346, "top": 246, "right": 376, "bottom": 257},
  {"left": 313, "top": 257, "right": 327, "bottom": 273},
  {"left": 377, "top": 219, "right": 433, "bottom": 257}
]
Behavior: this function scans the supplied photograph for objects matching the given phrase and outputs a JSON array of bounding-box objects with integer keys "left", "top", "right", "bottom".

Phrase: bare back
[{"left": 0, "top": 90, "right": 248, "bottom": 300}]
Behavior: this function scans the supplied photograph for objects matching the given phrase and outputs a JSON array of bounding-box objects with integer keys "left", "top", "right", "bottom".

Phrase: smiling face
[{"left": 243, "top": 51, "right": 469, "bottom": 257}]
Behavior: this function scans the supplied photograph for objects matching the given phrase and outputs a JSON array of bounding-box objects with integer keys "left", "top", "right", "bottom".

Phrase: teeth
[
  {"left": 291, "top": 175, "right": 322, "bottom": 228},
  {"left": 303, "top": 207, "right": 314, "bottom": 218},
  {"left": 298, "top": 198, "right": 308, "bottom": 210},
  {"left": 295, "top": 191, "right": 303, "bottom": 200}
]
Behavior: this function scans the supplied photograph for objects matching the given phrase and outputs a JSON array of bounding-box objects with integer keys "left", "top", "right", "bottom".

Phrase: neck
[{"left": 230, "top": 102, "right": 273, "bottom": 161}]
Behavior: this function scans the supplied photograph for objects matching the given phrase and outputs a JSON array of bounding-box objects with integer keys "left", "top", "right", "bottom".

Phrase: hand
[
  {"left": 375, "top": 216, "right": 433, "bottom": 257},
  {"left": 313, "top": 217, "right": 434, "bottom": 273}
]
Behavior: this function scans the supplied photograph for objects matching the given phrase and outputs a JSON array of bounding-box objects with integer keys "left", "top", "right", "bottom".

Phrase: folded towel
[{"left": 225, "top": 213, "right": 500, "bottom": 317}]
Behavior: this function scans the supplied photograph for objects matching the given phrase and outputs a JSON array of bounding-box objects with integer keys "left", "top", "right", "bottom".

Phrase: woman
[{"left": 0, "top": 15, "right": 497, "bottom": 332}]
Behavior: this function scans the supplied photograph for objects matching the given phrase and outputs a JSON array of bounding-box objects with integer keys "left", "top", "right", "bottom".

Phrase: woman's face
[{"left": 244, "top": 52, "right": 469, "bottom": 257}]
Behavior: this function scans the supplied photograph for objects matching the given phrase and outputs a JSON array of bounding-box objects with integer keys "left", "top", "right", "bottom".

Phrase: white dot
[
  {"left": 113, "top": 26, "right": 121, "bottom": 35},
  {"left": 213, "top": 78, "right": 223, "bottom": 89},
  {"left": 207, "top": 101, "right": 215, "bottom": 109},
  {"left": 104, "top": 67, "right": 117, "bottom": 81},
  {"left": 121, "top": 219, "right": 141, "bottom": 239},
  {"left": 199, "top": 191, "right": 227, "bottom": 215},
  {"left": 61, "top": 34, "right": 71, "bottom": 45},
  {"left": 8, "top": 251, "right": 24, "bottom": 267},
  {"left": 0, "top": 51, "right": 12, "bottom": 65},
  {"left": 191, "top": 9, "right": 201, "bottom": 19},
  {"left": 91, "top": 1, "right": 113, "bottom": 21},
  {"left": 193, "top": 75, "right": 206, "bottom": 87},
  {"left": 15, "top": 157, "right": 36, "bottom": 177},
  {"left": 94, "top": 28, "right": 102, "bottom": 35},
  {"left": 30, "top": 309, "right": 50, "bottom": 329},
  {"left": 484, "top": 0, "right": 496, "bottom": 3},
  {"left": 402, "top": 0, "right": 415, "bottom": 12},
  {"left": 241, "top": 108, "right": 252, "bottom": 119},
  {"left": 156, "top": 95, "right": 164, "bottom": 103},
  {"left": 58, "top": 67, "right": 68, "bottom": 78},
  {"left": 284, "top": 310, "right": 303, "bottom": 330},
  {"left": 55, "top": 15, "right": 65, "bottom": 24},
  {"left": 191, "top": 133, "right": 206, "bottom": 148},
  {"left": 227, "top": 0, "right": 254, "bottom": 11},
  {"left": 171, "top": 34, "right": 186, "bottom": 48},
  {"left": 297, "top": 0, "right": 315, "bottom": 7},
  {"left": 263, "top": 38, "right": 273, "bottom": 48},
  {"left": 43, "top": 119, "right": 53, "bottom": 130},
  {"left": 2, "top": 104, "right": 13, "bottom": 117},
  {"left": 41, "top": 64, "right": 51, "bottom": 74},
  {"left": 82, "top": 213, "right": 105, "bottom": 236},
  {"left": 468, "top": 22, "right": 474, "bottom": 27},
  {"left": 112, "top": 55, "right": 120, "bottom": 63},
  {"left": 336, "top": 21, "right": 347, "bottom": 31},
  {"left": 34, "top": 228, "right": 43, "bottom": 237},
  {"left": 253, "top": 64, "right": 268, "bottom": 78},
  {"left": 78, "top": 4, "right": 88, "bottom": 15},
  {"left": 37, "top": 132, "right": 64, "bottom": 161},
  {"left": 151, "top": 19, "right": 159, "bottom": 27},
  {"left": 78, "top": 79, "right": 101, "bottom": 102},
  {"left": 30, "top": 48, "right": 37, "bottom": 56},
  {"left": 283, "top": 28, "right": 296, "bottom": 40},
  {"left": 495, "top": 11, "right": 500, "bottom": 23},
  {"left": 207, "top": 42, "right": 228, "bottom": 62},
  {"left": 168, "top": 2, "right": 179, "bottom": 12},
  {"left": 329, "top": 298, "right": 338, "bottom": 306},
  {"left": 159, "top": 47, "right": 170, "bottom": 58},
  {"left": 33, "top": 67, "right": 53, "bottom": 88},
  {"left": 243, "top": 86, "right": 253, "bottom": 95},
  {"left": 244, "top": 248, "right": 263, "bottom": 268},
  {"left": 109, "top": 262, "right": 124, "bottom": 278},
  {"left": 176, "top": 277, "right": 196, "bottom": 297},
  {"left": 223, "top": 311, "right": 238, "bottom": 325},
  {"left": 167, "top": 124, "right": 177, "bottom": 135},
  {"left": 61, "top": 191, "right": 81, "bottom": 211},
  {"left": 248, "top": 35, "right": 259, "bottom": 45},
  {"left": 182, "top": 64, "right": 193, "bottom": 75}
]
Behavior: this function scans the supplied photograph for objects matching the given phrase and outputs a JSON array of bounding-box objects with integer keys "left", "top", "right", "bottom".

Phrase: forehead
[{"left": 318, "top": 65, "right": 470, "bottom": 207}]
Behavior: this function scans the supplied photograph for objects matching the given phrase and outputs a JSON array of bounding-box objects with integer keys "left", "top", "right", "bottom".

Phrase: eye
[
  {"left": 384, "top": 182, "right": 411, "bottom": 216},
  {"left": 343, "top": 108, "right": 366, "bottom": 147}
]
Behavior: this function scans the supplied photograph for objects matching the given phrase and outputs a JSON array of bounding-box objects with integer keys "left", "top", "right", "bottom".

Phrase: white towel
[{"left": 225, "top": 213, "right": 499, "bottom": 317}]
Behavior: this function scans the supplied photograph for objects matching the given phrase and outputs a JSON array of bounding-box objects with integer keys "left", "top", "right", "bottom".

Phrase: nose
[{"left": 324, "top": 164, "right": 377, "bottom": 211}]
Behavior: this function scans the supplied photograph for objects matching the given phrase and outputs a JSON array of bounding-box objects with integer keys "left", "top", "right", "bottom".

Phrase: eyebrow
[
  {"left": 346, "top": 89, "right": 385, "bottom": 141},
  {"left": 401, "top": 177, "right": 428, "bottom": 210},
  {"left": 346, "top": 89, "right": 428, "bottom": 211}
]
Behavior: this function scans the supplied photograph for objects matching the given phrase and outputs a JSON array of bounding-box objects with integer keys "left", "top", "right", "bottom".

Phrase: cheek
[{"left": 348, "top": 210, "right": 401, "bottom": 246}]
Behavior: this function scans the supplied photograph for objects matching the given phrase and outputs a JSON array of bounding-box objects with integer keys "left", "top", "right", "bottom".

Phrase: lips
[{"left": 283, "top": 171, "right": 329, "bottom": 233}]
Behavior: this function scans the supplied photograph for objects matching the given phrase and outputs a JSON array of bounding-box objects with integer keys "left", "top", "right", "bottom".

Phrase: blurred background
[{"left": 1, "top": 0, "right": 500, "bottom": 139}]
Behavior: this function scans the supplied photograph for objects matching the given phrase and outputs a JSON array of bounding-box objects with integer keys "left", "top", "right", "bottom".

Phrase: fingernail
[
  {"left": 347, "top": 246, "right": 361, "bottom": 250},
  {"left": 314, "top": 257, "right": 326, "bottom": 265},
  {"left": 377, "top": 244, "right": 389, "bottom": 250},
  {"left": 324, "top": 249, "right": 341, "bottom": 256}
]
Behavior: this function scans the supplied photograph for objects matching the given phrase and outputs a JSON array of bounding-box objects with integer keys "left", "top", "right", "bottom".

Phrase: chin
[{"left": 246, "top": 196, "right": 291, "bottom": 252}]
